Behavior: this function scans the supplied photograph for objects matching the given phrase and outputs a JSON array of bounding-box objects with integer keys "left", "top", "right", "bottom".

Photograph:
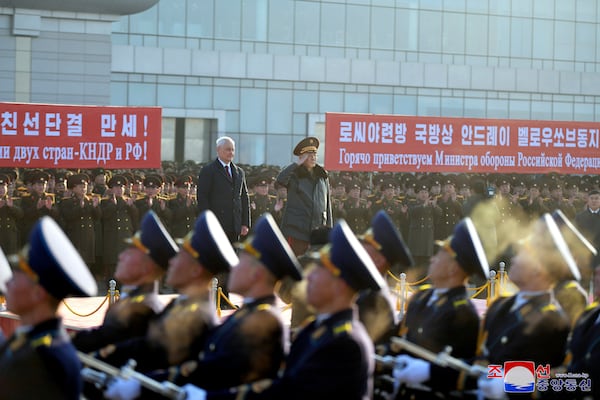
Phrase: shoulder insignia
[
  {"left": 256, "top": 303, "right": 272, "bottom": 312},
  {"left": 418, "top": 284, "right": 432, "bottom": 292},
  {"left": 130, "top": 294, "right": 147, "bottom": 303},
  {"left": 333, "top": 321, "right": 352, "bottom": 335},
  {"left": 31, "top": 334, "right": 52, "bottom": 348},
  {"left": 542, "top": 303, "right": 558, "bottom": 313},
  {"left": 453, "top": 299, "right": 468, "bottom": 308},
  {"left": 585, "top": 302, "right": 599, "bottom": 311},
  {"left": 311, "top": 325, "right": 327, "bottom": 340}
]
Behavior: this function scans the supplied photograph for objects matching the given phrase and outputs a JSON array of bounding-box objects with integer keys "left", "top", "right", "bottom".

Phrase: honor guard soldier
[
  {"left": 59, "top": 173, "right": 101, "bottom": 268},
  {"left": 99, "top": 210, "right": 238, "bottom": 380},
  {"left": 168, "top": 176, "right": 198, "bottom": 239},
  {"left": 135, "top": 174, "right": 172, "bottom": 231},
  {"left": 357, "top": 210, "right": 414, "bottom": 345},
  {"left": 20, "top": 170, "right": 60, "bottom": 246},
  {"left": 249, "top": 176, "right": 278, "bottom": 233},
  {"left": 373, "top": 180, "right": 405, "bottom": 226},
  {"left": 72, "top": 210, "right": 178, "bottom": 353},
  {"left": 0, "top": 216, "right": 97, "bottom": 400},
  {"left": 101, "top": 174, "right": 139, "bottom": 284},
  {"left": 545, "top": 181, "right": 577, "bottom": 220},
  {"left": 176, "top": 218, "right": 384, "bottom": 400},
  {"left": 383, "top": 217, "right": 489, "bottom": 400},
  {"left": 475, "top": 214, "right": 573, "bottom": 399},
  {"left": 341, "top": 181, "right": 370, "bottom": 234},
  {"left": 0, "top": 174, "right": 23, "bottom": 254}
]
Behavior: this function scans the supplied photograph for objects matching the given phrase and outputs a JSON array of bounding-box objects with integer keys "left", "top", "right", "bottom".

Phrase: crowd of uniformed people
[{"left": 0, "top": 162, "right": 600, "bottom": 399}]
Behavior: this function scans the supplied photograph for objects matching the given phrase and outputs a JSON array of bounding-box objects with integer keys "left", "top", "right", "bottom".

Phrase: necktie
[{"left": 225, "top": 165, "right": 232, "bottom": 179}]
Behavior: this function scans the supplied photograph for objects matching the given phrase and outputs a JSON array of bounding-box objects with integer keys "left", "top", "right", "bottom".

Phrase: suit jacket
[
  {"left": 566, "top": 304, "right": 600, "bottom": 399},
  {"left": 197, "top": 158, "right": 250, "bottom": 236}
]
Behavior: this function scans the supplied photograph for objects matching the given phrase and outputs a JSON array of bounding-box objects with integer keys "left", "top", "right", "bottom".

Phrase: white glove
[
  {"left": 477, "top": 376, "right": 506, "bottom": 400},
  {"left": 392, "top": 355, "right": 430, "bottom": 386},
  {"left": 182, "top": 384, "right": 207, "bottom": 400},
  {"left": 103, "top": 377, "right": 141, "bottom": 400}
]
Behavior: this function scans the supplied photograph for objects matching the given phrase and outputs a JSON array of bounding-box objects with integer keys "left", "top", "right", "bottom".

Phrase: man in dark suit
[{"left": 197, "top": 136, "right": 250, "bottom": 243}]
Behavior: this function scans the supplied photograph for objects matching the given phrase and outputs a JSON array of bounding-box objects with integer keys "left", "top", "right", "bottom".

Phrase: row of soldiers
[{"left": 1, "top": 185, "right": 599, "bottom": 399}]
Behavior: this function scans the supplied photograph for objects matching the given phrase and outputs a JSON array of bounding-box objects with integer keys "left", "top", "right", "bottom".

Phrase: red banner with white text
[
  {"left": 0, "top": 102, "right": 162, "bottom": 169},
  {"left": 324, "top": 113, "right": 600, "bottom": 174}
]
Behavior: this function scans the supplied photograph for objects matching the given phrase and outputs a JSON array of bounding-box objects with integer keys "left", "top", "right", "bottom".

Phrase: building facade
[{"left": 2, "top": 0, "right": 600, "bottom": 167}]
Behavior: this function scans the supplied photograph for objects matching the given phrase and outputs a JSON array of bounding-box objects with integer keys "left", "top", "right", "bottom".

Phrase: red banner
[
  {"left": 0, "top": 102, "right": 162, "bottom": 169},
  {"left": 325, "top": 112, "right": 600, "bottom": 174}
]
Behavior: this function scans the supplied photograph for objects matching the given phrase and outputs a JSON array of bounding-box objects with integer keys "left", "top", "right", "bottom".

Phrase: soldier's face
[
  {"left": 166, "top": 250, "right": 199, "bottom": 290},
  {"left": 306, "top": 263, "right": 336, "bottom": 311},
  {"left": 255, "top": 184, "right": 269, "bottom": 196},
  {"left": 5, "top": 270, "right": 38, "bottom": 315},
  {"left": 228, "top": 252, "right": 258, "bottom": 296},
  {"left": 115, "top": 247, "right": 153, "bottom": 284}
]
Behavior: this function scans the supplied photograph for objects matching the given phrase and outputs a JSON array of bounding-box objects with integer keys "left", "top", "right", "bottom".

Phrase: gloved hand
[
  {"left": 392, "top": 355, "right": 430, "bottom": 386},
  {"left": 103, "top": 377, "right": 141, "bottom": 400},
  {"left": 478, "top": 375, "right": 506, "bottom": 399},
  {"left": 182, "top": 384, "right": 207, "bottom": 400}
]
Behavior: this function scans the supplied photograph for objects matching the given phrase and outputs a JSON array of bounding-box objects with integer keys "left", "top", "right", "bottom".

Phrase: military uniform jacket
[
  {"left": 0, "top": 318, "right": 82, "bottom": 400},
  {"left": 566, "top": 303, "right": 600, "bottom": 399},
  {"left": 135, "top": 197, "right": 173, "bottom": 232},
  {"left": 276, "top": 163, "right": 332, "bottom": 242},
  {"left": 232, "top": 308, "right": 374, "bottom": 400},
  {"left": 435, "top": 196, "right": 463, "bottom": 240},
  {"left": 341, "top": 198, "right": 370, "bottom": 234},
  {"left": 101, "top": 196, "right": 138, "bottom": 265},
  {"left": 407, "top": 202, "right": 442, "bottom": 257},
  {"left": 101, "top": 294, "right": 216, "bottom": 372},
  {"left": 19, "top": 192, "right": 60, "bottom": 244},
  {"left": 0, "top": 199, "right": 23, "bottom": 254},
  {"left": 481, "top": 294, "right": 570, "bottom": 366},
  {"left": 249, "top": 194, "right": 278, "bottom": 233},
  {"left": 72, "top": 283, "right": 164, "bottom": 353},
  {"left": 176, "top": 295, "right": 285, "bottom": 391},
  {"left": 399, "top": 286, "right": 480, "bottom": 394},
  {"left": 168, "top": 194, "right": 198, "bottom": 239},
  {"left": 59, "top": 195, "right": 102, "bottom": 264}
]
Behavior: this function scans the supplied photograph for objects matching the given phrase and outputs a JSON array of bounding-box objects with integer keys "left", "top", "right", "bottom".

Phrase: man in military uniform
[
  {"left": 405, "top": 182, "right": 442, "bottom": 272},
  {"left": 0, "top": 174, "right": 23, "bottom": 254},
  {"left": 384, "top": 217, "right": 489, "bottom": 400},
  {"left": 101, "top": 174, "right": 139, "bottom": 284},
  {"left": 249, "top": 175, "right": 278, "bottom": 233},
  {"left": 357, "top": 210, "right": 414, "bottom": 345},
  {"left": 135, "top": 174, "right": 172, "bottom": 231},
  {"left": 0, "top": 216, "right": 97, "bottom": 400},
  {"left": 435, "top": 176, "right": 464, "bottom": 241},
  {"left": 168, "top": 176, "right": 198, "bottom": 239},
  {"left": 545, "top": 181, "right": 576, "bottom": 220},
  {"left": 340, "top": 181, "right": 370, "bottom": 234},
  {"left": 59, "top": 173, "right": 101, "bottom": 269},
  {"left": 72, "top": 211, "right": 178, "bottom": 353},
  {"left": 20, "top": 170, "right": 60, "bottom": 245},
  {"left": 373, "top": 180, "right": 406, "bottom": 229}
]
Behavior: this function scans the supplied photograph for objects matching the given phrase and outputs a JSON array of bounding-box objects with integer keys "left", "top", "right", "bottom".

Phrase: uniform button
[{"left": 501, "top": 336, "right": 508, "bottom": 344}]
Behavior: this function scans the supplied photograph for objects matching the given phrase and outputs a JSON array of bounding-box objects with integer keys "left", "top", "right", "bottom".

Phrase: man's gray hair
[{"left": 216, "top": 136, "right": 235, "bottom": 148}]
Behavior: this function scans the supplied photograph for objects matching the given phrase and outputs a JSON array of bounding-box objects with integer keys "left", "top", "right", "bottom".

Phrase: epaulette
[
  {"left": 584, "top": 301, "right": 598, "bottom": 311},
  {"left": 417, "top": 284, "right": 432, "bottom": 292},
  {"left": 268, "top": 194, "right": 277, "bottom": 200},
  {"left": 31, "top": 334, "right": 53, "bottom": 348},
  {"left": 541, "top": 303, "right": 558, "bottom": 313},
  {"left": 256, "top": 303, "right": 272, "bottom": 312},
  {"left": 130, "top": 294, "right": 147, "bottom": 303},
  {"left": 333, "top": 321, "right": 352, "bottom": 336},
  {"left": 453, "top": 299, "right": 468, "bottom": 308}
]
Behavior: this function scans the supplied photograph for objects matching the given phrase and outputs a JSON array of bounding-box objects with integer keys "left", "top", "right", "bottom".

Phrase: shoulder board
[
  {"left": 542, "top": 303, "right": 558, "bottom": 313},
  {"left": 453, "top": 299, "right": 468, "bottom": 308},
  {"left": 333, "top": 321, "right": 353, "bottom": 336},
  {"left": 31, "top": 334, "right": 53, "bottom": 348},
  {"left": 417, "top": 284, "right": 432, "bottom": 292},
  {"left": 585, "top": 301, "right": 598, "bottom": 311},
  {"left": 268, "top": 195, "right": 277, "bottom": 200},
  {"left": 256, "top": 303, "right": 272, "bottom": 312},
  {"left": 130, "top": 294, "right": 147, "bottom": 303}
]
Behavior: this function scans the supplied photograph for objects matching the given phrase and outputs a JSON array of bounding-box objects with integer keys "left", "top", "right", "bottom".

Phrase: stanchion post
[
  {"left": 108, "top": 279, "right": 118, "bottom": 306},
  {"left": 398, "top": 272, "right": 407, "bottom": 321},
  {"left": 210, "top": 277, "right": 218, "bottom": 309},
  {"left": 488, "top": 270, "right": 497, "bottom": 305},
  {"left": 498, "top": 262, "right": 506, "bottom": 296}
]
